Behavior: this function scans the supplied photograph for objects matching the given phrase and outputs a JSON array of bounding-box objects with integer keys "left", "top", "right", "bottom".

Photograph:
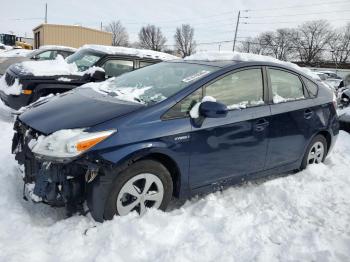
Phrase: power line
[
  {"left": 248, "top": 9, "right": 350, "bottom": 19},
  {"left": 244, "top": 18, "right": 350, "bottom": 25},
  {"left": 245, "top": 0, "right": 350, "bottom": 12}
]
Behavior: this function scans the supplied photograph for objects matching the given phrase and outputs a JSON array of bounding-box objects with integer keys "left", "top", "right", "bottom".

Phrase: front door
[{"left": 188, "top": 67, "right": 271, "bottom": 189}]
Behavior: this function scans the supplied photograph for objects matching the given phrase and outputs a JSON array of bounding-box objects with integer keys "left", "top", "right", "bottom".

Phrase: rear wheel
[
  {"left": 300, "top": 135, "right": 328, "bottom": 170},
  {"left": 104, "top": 160, "right": 173, "bottom": 219}
]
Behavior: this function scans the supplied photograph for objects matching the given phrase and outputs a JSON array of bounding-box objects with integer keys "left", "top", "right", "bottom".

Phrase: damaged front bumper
[{"left": 12, "top": 119, "right": 102, "bottom": 215}]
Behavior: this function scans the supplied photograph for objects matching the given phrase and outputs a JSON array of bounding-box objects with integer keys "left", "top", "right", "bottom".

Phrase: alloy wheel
[
  {"left": 116, "top": 173, "right": 164, "bottom": 216},
  {"left": 307, "top": 141, "right": 325, "bottom": 165}
]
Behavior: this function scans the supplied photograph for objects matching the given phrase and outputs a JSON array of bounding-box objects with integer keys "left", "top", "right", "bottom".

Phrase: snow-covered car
[
  {"left": 11, "top": 51, "right": 339, "bottom": 221},
  {"left": 319, "top": 70, "right": 342, "bottom": 80},
  {"left": 0, "top": 45, "right": 77, "bottom": 76},
  {"left": 0, "top": 43, "right": 12, "bottom": 53},
  {"left": 0, "top": 45, "right": 177, "bottom": 110}
]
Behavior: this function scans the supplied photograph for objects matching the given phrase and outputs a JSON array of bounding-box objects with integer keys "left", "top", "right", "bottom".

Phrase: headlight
[{"left": 31, "top": 128, "right": 116, "bottom": 159}]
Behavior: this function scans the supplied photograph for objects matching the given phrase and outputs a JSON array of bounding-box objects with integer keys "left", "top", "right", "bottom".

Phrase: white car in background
[
  {"left": 0, "top": 45, "right": 77, "bottom": 76},
  {"left": 315, "top": 71, "right": 343, "bottom": 89}
]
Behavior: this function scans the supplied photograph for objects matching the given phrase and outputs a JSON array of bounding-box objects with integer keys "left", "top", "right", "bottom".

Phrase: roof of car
[
  {"left": 79, "top": 44, "right": 178, "bottom": 61},
  {"left": 182, "top": 51, "right": 320, "bottom": 80},
  {"left": 38, "top": 45, "right": 77, "bottom": 52}
]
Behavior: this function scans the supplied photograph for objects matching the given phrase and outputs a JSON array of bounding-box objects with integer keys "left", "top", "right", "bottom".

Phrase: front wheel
[
  {"left": 300, "top": 135, "right": 328, "bottom": 170},
  {"left": 104, "top": 160, "right": 173, "bottom": 219}
]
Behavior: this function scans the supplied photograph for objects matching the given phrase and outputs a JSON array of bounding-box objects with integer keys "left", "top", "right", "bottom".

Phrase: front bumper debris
[{"left": 12, "top": 119, "right": 99, "bottom": 216}]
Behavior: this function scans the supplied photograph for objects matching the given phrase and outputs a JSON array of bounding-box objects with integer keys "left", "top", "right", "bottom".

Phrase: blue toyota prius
[{"left": 12, "top": 54, "right": 339, "bottom": 221}]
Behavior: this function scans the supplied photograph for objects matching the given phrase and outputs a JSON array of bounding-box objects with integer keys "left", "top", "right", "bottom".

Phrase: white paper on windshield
[{"left": 182, "top": 70, "right": 211, "bottom": 83}]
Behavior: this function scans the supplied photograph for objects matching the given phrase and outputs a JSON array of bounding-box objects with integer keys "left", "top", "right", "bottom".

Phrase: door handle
[
  {"left": 304, "top": 109, "right": 314, "bottom": 119},
  {"left": 255, "top": 119, "right": 269, "bottom": 132}
]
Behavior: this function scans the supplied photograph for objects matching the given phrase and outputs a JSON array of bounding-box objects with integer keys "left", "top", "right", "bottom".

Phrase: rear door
[
  {"left": 188, "top": 67, "right": 271, "bottom": 189},
  {"left": 265, "top": 67, "right": 317, "bottom": 168}
]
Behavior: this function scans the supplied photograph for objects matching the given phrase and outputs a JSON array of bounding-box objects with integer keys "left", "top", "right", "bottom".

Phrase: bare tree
[
  {"left": 237, "top": 36, "right": 266, "bottom": 54},
  {"left": 258, "top": 29, "right": 298, "bottom": 61},
  {"left": 329, "top": 22, "right": 350, "bottom": 64},
  {"left": 174, "top": 24, "right": 196, "bottom": 58},
  {"left": 138, "top": 25, "right": 167, "bottom": 51},
  {"left": 295, "top": 20, "right": 334, "bottom": 63},
  {"left": 105, "top": 20, "right": 129, "bottom": 46}
]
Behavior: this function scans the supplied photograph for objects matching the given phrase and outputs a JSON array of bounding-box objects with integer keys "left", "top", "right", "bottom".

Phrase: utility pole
[
  {"left": 45, "top": 3, "right": 48, "bottom": 23},
  {"left": 232, "top": 10, "right": 241, "bottom": 52},
  {"left": 100, "top": 22, "right": 103, "bottom": 31}
]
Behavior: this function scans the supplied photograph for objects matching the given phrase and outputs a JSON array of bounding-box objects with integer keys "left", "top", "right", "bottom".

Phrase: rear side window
[
  {"left": 102, "top": 60, "right": 134, "bottom": 77},
  {"left": 140, "top": 61, "right": 155, "bottom": 68},
  {"left": 269, "top": 69, "right": 305, "bottom": 103},
  {"left": 302, "top": 77, "right": 318, "bottom": 97},
  {"left": 205, "top": 68, "right": 264, "bottom": 109}
]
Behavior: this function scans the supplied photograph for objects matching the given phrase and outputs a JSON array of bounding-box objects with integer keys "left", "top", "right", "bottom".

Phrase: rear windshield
[{"left": 84, "top": 62, "right": 219, "bottom": 104}]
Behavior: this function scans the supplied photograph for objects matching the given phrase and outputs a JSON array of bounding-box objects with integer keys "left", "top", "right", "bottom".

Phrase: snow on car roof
[
  {"left": 80, "top": 44, "right": 178, "bottom": 61},
  {"left": 185, "top": 51, "right": 321, "bottom": 80},
  {"left": 39, "top": 45, "right": 77, "bottom": 52}
]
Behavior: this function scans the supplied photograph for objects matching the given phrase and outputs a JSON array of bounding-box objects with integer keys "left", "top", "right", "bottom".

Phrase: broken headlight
[{"left": 31, "top": 128, "right": 116, "bottom": 159}]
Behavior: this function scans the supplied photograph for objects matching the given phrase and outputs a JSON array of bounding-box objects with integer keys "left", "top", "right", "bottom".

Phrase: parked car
[
  {"left": 0, "top": 43, "right": 12, "bottom": 53},
  {"left": 319, "top": 70, "right": 342, "bottom": 80},
  {"left": 0, "top": 45, "right": 176, "bottom": 110},
  {"left": 0, "top": 45, "right": 77, "bottom": 76},
  {"left": 12, "top": 53, "right": 339, "bottom": 221}
]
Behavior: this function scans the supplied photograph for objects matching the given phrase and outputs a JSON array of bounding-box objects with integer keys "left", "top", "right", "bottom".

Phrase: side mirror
[
  {"left": 199, "top": 101, "right": 228, "bottom": 118},
  {"left": 31, "top": 56, "right": 39, "bottom": 61},
  {"left": 85, "top": 69, "right": 106, "bottom": 82}
]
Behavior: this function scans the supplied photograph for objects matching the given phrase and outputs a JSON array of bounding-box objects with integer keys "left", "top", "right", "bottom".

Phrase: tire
[
  {"left": 300, "top": 134, "right": 328, "bottom": 170},
  {"left": 103, "top": 160, "right": 173, "bottom": 220}
]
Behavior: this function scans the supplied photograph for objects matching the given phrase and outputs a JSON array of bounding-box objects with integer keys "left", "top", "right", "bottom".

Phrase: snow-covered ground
[{"left": 0, "top": 115, "right": 349, "bottom": 261}]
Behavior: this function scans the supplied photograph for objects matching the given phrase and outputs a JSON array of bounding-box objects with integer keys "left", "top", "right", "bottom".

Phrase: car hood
[
  {"left": 0, "top": 57, "right": 29, "bottom": 75},
  {"left": 11, "top": 56, "right": 79, "bottom": 78},
  {"left": 19, "top": 88, "right": 144, "bottom": 134}
]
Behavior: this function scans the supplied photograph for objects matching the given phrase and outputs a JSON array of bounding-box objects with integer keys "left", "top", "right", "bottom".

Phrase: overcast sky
[{"left": 0, "top": 0, "right": 349, "bottom": 51}]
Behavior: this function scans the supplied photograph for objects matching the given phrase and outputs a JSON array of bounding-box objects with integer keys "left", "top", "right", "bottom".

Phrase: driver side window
[
  {"left": 162, "top": 88, "right": 203, "bottom": 119},
  {"left": 205, "top": 68, "right": 264, "bottom": 109},
  {"left": 35, "top": 50, "right": 57, "bottom": 60}
]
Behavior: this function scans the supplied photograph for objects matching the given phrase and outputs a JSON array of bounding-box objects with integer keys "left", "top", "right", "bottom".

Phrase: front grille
[{"left": 5, "top": 72, "right": 16, "bottom": 86}]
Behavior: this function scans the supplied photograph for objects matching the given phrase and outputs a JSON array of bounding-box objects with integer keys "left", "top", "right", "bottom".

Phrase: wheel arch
[
  {"left": 138, "top": 153, "right": 182, "bottom": 198},
  {"left": 316, "top": 130, "right": 332, "bottom": 153}
]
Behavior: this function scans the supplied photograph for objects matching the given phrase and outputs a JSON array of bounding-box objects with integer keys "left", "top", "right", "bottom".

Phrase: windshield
[
  {"left": 66, "top": 49, "right": 103, "bottom": 71},
  {"left": 85, "top": 62, "right": 218, "bottom": 104}
]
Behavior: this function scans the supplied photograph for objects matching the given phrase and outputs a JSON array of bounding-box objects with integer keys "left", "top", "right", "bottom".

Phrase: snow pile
[
  {"left": 0, "top": 117, "right": 350, "bottom": 261},
  {"left": 185, "top": 51, "right": 321, "bottom": 81},
  {"left": 83, "top": 80, "right": 152, "bottom": 104},
  {"left": 83, "top": 66, "right": 105, "bottom": 77},
  {"left": 0, "top": 48, "right": 33, "bottom": 58},
  {"left": 14, "top": 55, "right": 79, "bottom": 76},
  {"left": 0, "top": 74, "right": 22, "bottom": 95},
  {"left": 81, "top": 44, "right": 178, "bottom": 61},
  {"left": 57, "top": 77, "right": 72, "bottom": 82}
]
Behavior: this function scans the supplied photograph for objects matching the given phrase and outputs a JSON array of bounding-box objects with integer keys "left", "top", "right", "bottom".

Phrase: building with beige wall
[{"left": 33, "top": 24, "right": 112, "bottom": 49}]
